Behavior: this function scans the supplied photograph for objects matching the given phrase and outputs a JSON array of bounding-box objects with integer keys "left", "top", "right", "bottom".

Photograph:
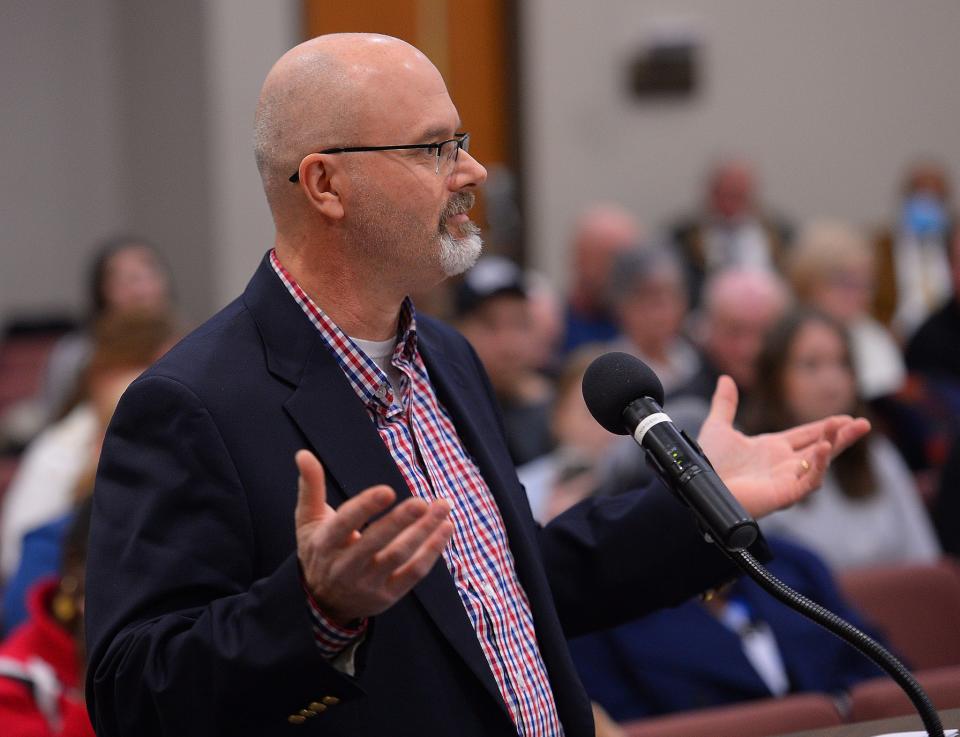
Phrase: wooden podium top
[{"left": 778, "top": 708, "right": 960, "bottom": 737}]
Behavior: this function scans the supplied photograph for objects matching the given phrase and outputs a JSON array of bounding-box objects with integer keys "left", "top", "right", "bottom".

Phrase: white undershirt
[{"left": 351, "top": 335, "right": 403, "bottom": 399}]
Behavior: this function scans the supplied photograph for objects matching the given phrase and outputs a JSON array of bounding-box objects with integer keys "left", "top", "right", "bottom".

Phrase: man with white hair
[
  {"left": 562, "top": 204, "right": 642, "bottom": 353},
  {"left": 85, "top": 34, "right": 867, "bottom": 737},
  {"left": 694, "top": 268, "right": 792, "bottom": 397}
]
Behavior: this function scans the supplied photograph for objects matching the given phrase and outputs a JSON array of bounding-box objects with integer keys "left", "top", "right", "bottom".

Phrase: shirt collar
[{"left": 268, "top": 249, "right": 418, "bottom": 412}]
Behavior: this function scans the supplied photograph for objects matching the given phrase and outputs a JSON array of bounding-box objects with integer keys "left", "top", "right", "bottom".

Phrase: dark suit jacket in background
[
  {"left": 568, "top": 538, "right": 885, "bottom": 722},
  {"left": 85, "top": 254, "right": 746, "bottom": 736}
]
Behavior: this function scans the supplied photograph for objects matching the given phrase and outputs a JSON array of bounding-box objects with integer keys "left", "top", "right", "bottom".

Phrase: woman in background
[
  {"left": 745, "top": 309, "right": 939, "bottom": 569},
  {"left": 39, "top": 235, "right": 174, "bottom": 425},
  {"left": 788, "top": 220, "right": 905, "bottom": 401},
  {"left": 0, "top": 500, "right": 94, "bottom": 736}
]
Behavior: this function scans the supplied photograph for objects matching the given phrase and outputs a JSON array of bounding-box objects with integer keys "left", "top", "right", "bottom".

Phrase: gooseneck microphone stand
[{"left": 727, "top": 547, "right": 945, "bottom": 737}]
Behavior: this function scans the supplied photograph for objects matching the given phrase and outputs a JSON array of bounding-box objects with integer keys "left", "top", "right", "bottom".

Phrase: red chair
[
  {"left": 849, "top": 667, "right": 960, "bottom": 721},
  {"left": 839, "top": 560, "right": 960, "bottom": 670},
  {"left": 0, "top": 334, "right": 60, "bottom": 415},
  {"left": 621, "top": 693, "right": 844, "bottom": 737},
  {"left": 0, "top": 456, "right": 19, "bottom": 507}
]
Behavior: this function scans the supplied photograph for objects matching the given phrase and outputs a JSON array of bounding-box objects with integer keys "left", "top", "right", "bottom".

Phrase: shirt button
[
  {"left": 375, "top": 384, "right": 388, "bottom": 400},
  {"left": 482, "top": 582, "right": 497, "bottom": 599}
]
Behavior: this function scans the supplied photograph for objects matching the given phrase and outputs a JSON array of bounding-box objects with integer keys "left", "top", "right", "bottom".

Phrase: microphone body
[{"left": 622, "top": 396, "right": 759, "bottom": 551}]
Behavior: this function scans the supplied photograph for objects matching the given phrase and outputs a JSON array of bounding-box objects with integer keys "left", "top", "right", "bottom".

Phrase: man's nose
[{"left": 449, "top": 149, "right": 487, "bottom": 190}]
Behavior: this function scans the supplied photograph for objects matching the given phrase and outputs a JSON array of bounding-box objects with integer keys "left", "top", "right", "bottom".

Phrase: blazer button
[
  {"left": 288, "top": 715, "right": 306, "bottom": 725},
  {"left": 299, "top": 709, "right": 317, "bottom": 718},
  {"left": 308, "top": 703, "right": 328, "bottom": 713},
  {"left": 322, "top": 696, "right": 340, "bottom": 706}
]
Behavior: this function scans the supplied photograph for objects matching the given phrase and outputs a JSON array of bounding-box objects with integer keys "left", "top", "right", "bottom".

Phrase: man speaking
[{"left": 85, "top": 34, "right": 867, "bottom": 736}]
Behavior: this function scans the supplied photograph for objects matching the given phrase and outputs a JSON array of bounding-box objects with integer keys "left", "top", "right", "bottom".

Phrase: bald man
[
  {"left": 695, "top": 268, "right": 792, "bottom": 395},
  {"left": 85, "top": 35, "right": 867, "bottom": 737},
  {"left": 562, "top": 204, "right": 641, "bottom": 353}
]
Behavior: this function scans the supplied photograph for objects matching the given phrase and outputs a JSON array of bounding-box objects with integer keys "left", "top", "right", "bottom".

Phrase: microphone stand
[{"left": 721, "top": 545, "right": 947, "bottom": 737}]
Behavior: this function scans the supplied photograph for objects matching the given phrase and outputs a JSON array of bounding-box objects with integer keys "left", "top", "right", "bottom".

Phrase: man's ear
[{"left": 296, "top": 153, "right": 345, "bottom": 220}]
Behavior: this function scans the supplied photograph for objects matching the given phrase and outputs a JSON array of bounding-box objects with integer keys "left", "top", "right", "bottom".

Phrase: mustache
[{"left": 441, "top": 191, "right": 476, "bottom": 221}]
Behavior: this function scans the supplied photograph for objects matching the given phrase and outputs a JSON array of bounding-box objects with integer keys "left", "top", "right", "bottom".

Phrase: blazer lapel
[{"left": 243, "top": 257, "right": 510, "bottom": 717}]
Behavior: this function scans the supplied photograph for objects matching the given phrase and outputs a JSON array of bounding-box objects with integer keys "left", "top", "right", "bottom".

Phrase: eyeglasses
[{"left": 289, "top": 132, "right": 470, "bottom": 182}]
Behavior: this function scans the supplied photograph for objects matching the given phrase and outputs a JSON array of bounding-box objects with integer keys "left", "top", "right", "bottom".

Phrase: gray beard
[{"left": 439, "top": 220, "right": 483, "bottom": 276}]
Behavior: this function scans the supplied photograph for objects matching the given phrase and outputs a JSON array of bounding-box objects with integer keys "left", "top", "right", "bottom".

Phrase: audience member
[
  {"left": 38, "top": 236, "right": 173, "bottom": 426},
  {"left": 670, "top": 159, "right": 792, "bottom": 306},
  {"left": 562, "top": 204, "right": 641, "bottom": 353},
  {"left": 518, "top": 346, "right": 716, "bottom": 519},
  {"left": 746, "top": 309, "right": 940, "bottom": 569},
  {"left": 524, "top": 269, "right": 565, "bottom": 377},
  {"left": 788, "top": 220, "right": 905, "bottom": 400},
  {"left": 685, "top": 267, "right": 791, "bottom": 403},
  {"left": 518, "top": 347, "right": 618, "bottom": 522},
  {"left": 874, "top": 161, "right": 956, "bottom": 338},
  {"left": 879, "top": 228, "right": 960, "bottom": 480},
  {"left": 0, "top": 500, "right": 95, "bottom": 737},
  {"left": 607, "top": 246, "right": 702, "bottom": 397},
  {"left": 906, "top": 226, "right": 960, "bottom": 383},
  {"left": 933, "top": 434, "right": 960, "bottom": 557},
  {"left": 568, "top": 536, "right": 885, "bottom": 722},
  {"left": 0, "top": 310, "right": 176, "bottom": 581},
  {"left": 2, "top": 512, "right": 76, "bottom": 637},
  {"left": 455, "top": 256, "right": 554, "bottom": 465}
]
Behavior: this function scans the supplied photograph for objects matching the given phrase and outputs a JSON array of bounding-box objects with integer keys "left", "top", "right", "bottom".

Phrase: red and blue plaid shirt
[{"left": 271, "top": 251, "right": 563, "bottom": 736}]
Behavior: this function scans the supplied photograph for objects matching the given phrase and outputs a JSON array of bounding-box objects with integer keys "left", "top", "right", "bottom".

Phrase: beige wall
[
  {"left": 0, "top": 0, "right": 125, "bottom": 322},
  {"left": 0, "top": 0, "right": 297, "bottom": 326},
  {"left": 520, "top": 0, "right": 960, "bottom": 289},
  {"left": 4, "top": 1, "right": 960, "bottom": 325}
]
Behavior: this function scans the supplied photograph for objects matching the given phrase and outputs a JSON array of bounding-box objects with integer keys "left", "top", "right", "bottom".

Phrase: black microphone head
[{"left": 582, "top": 352, "right": 665, "bottom": 434}]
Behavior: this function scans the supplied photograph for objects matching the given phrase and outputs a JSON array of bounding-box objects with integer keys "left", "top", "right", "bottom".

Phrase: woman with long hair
[{"left": 743, "top": 308, "right": 939, "bottom": 569}]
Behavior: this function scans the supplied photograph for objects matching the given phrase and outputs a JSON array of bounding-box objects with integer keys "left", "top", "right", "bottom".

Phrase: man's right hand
[{"left": 294, "top": 449, "right": 454, "bottom": 626}]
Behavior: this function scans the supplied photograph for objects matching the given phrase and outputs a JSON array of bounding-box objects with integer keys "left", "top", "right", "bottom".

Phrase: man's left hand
[{"left": 697, "top": 376, "right": 871, "bottom": 518}]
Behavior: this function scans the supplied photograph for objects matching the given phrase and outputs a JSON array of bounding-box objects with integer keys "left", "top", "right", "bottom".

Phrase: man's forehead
[{"left": 348, "top": 65, "right": 459, "bottom": 140}]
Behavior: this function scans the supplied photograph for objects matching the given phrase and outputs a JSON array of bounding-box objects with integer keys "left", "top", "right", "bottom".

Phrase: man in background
[
  {"left": 562, "top": 204, "right": 641, "bottom": 353},
  {"left": 671, "top": 159, "right": 793, "bottom": 306}
]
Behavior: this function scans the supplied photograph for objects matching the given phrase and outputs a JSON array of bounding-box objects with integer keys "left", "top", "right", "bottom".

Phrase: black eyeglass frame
[{"left": 289, "top": 132, "right": 470, "bottom": 182}]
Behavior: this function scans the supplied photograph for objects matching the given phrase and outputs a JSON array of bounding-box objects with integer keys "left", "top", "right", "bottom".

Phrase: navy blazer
[{"left": 86, "top": 254, "right": 746, "bottom": 736}]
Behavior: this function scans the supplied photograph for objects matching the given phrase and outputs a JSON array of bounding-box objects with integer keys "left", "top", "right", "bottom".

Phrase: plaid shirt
[{"left": 271, "top": 251, "right": 563, "bottom": 736}]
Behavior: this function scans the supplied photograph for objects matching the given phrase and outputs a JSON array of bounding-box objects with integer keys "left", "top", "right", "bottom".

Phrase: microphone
[{"left": 581, "top": 351, "right": 758, "bottom": 551}]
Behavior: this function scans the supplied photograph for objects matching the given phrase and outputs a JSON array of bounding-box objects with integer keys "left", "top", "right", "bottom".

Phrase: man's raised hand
[
  {"left": 294, "top": 449, "right": 454, "bottom": 626},
  {"left": 697, "top": 376, "right": 871, "bottom": 518}
]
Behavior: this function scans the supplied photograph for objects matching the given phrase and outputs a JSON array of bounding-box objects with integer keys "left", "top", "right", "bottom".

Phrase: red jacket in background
[{"left": 0, "top": 578, "right": 94, "bottom": 737}]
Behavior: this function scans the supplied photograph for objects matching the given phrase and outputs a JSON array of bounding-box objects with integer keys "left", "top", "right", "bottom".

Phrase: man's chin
[{"left": 439, "top": 231, "right": 483, "bottom": 277}]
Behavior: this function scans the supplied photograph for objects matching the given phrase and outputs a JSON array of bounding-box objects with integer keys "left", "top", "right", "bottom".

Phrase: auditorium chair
[
  {"left": 621, "top": 693, "right": 844, "bottom": 737},
  {"left": 848, "top": 666, "right": 960, "bottom": 721},
  {"left": 839, "top": 559, "right": 960, "bottom": 670},
  {"left": 0, "top": 332, "right": 59, "bottom": 416},
  {"left": 0, "top": 455, "right": 18, "bottom": 505}
]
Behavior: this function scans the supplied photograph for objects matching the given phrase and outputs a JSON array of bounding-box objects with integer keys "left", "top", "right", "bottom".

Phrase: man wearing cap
[
  {"left": 455, "top": 256, "right": 554, "bottom": 465},
  {"left": 85, "top": 34, "right": 868, "bottom": 737}
]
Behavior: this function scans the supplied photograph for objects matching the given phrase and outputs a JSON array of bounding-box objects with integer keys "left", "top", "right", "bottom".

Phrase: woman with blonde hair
[{"left": 788, "top": 220, "right": 905, "bottom": 400}]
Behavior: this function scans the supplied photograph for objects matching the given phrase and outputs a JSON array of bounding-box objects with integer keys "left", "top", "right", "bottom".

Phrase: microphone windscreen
[{"left": 582, "top": 352, "right": 665, "bottom": 434}]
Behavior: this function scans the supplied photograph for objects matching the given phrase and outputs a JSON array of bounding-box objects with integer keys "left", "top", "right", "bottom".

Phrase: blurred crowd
[
  {"left": 451, "top": 157, "right": 959, "bottom": 724},
  {"left": 0, "top": 157, "right": 958, "bottom": 733}
]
